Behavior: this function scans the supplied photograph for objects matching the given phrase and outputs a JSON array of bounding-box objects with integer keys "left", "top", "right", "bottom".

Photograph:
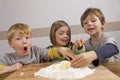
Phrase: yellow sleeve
[
  {"left": 0, "top": 64, "right": 4, "bottom": 70},
  {"left": 48, "top": 47, "right": 64, "bottom": 60}
]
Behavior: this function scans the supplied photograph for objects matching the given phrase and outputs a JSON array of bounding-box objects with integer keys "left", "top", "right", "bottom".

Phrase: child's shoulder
[
  {"left": 46, "top": 45, "right": 54, "bottom": 49},
  {"left": 0, "top": 52, "right": 16, "bottom": 64},
  {"left": 103, "top": 33, "right": 115, "bottom": 38},
  {"left": 3, "top": 52, "right": 16, "bottom": 57},
  {"left": 31, "top": 45, "right": 45, "bottom": 49},
  {"left": 101, "top": 33, "right": 117, "bottom": 45},
  {"left": 31, "top": 46, "right": 48, "bottom": 53},
  {"left": 102, "top": 33, "right": 116, "bottom": 41}
]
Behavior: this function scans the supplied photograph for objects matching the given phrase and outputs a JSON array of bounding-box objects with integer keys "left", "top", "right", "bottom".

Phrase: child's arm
[
  {"left": 58, "top": 47, "right": 75, "bottom": 60},
  {"left": 48, "top": 47, "right": 75, "bottom": 61},
  {"left": 71, "top": 43, "right": 119, "bottom": 68},
  {"left": 0, "top": 63, "right": 23, "bottom": 74},
  {"left": 71, "top": 51, "right": 98, "bottom": 68},
  {"left": 93, "top": 43, "right": 119, "bottom": 66}
]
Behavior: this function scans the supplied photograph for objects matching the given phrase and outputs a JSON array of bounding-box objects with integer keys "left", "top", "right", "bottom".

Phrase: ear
[
  {"left": 8, "top": 41, "right": 13, "bottom": 48},
  {"left": 102, "top": 21, "right": 106, "bottom": 25},
  {"left": 102, "top": 21, "right": 106, "bottom": 28}
]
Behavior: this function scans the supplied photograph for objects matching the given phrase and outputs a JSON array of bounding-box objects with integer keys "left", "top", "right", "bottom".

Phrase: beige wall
[
  {"left": 0, "top": 21, "right": 120, "bottom": 59},
  {"left": 0, "top": 21, "right": 120, "bottom": 40}
]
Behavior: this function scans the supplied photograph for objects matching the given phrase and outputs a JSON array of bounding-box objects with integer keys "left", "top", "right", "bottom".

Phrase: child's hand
[
  {"left": 58, "top": 47, "right": 75, "bottom": 61},
  {"left": 0, "top": 62, "right": 23, "bottom": 74},
  {"left": 75, "top": 38, "right": 85, "bottom": 49},
  {"left": 11, "top": 62, "right": 23, "bottom": 70},
  {"left": 70, "top": 51, "right": 97, "bottom": 68}
]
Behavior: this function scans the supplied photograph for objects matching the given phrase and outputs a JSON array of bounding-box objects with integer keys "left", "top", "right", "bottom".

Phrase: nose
[
  {"left": 64, "top": 33, "right": 68, "bottom": 37},
  {"left": 87, "top": 21, "right": 92, "bottom": 26},
  {"left": 23, "top": 38, "right": 27, "bottom": 44}
]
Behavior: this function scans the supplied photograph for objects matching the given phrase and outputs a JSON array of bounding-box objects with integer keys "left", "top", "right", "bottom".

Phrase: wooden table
[
  {"left": 0, "top": 62, "right": 120, "bottom": 80},
  {"left": 102, "top": 62, "right": 120, "bottom": 77}
]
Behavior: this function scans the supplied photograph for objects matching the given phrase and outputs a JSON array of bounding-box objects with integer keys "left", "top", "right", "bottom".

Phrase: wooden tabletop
[
  {"left": 102, "top": 62, "right": 120, "bottom": 77},
  {"left": 0, "top": 62, "right": 120, "bottom": 80}
]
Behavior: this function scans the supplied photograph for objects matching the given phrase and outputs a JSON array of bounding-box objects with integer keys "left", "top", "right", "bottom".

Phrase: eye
[
  {"left": 83, "top": 22, "right": 88, "bottom": 25},
  {"left": 26, "top": 36, "right": 31, "bottom": 39},
  {"left": 67, "top": 32, "right": 70, "bottom": 36},
  {"left": 59, "top": 32, "right": 64, "bottom": 35},
  {"left": 16, "top": 37, "right": 21, "bottom": 40},
  {"left": 91, "top": 19, "right": 96, "bottom": 22}
]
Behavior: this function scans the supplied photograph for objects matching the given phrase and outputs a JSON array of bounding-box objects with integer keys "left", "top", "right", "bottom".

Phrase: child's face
[
  {"left": 9, "top": 32, "right": 32, "bottom": 57},
  {"left": 55, "top": 26, "right": 70, "bottom": 46},
  {"left": 82, "top": 15, "right": 105, "bottom": 36}
]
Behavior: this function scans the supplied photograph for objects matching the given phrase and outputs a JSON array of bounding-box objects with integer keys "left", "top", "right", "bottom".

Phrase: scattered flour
[
  {"left": 20, "top": 72, "right": 24, "bottom": 76},
  {"left": 34, "top": 61, "right": 95, "bottom": 80}
]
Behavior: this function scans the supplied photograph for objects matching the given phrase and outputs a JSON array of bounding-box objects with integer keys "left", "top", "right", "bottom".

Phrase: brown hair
[
  {"left": 50, "top": 20, "right": 71, "bottom": 46},
  {"left": 7, "top": 23, "right": 32, "bottom": 41},
  {"left": 80, "top": 7, "right": 105, "bottom": 30}
]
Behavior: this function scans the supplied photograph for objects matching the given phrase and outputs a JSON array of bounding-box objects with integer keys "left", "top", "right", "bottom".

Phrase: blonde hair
[
  {"left": 7, "top": 23, "right": 32, "bottom": 41},
  {"left": 50, "top": 20, "right": 71, "bottom": 46},
  {"left": 80, "top": 7, "right": 105, "bottom": 30}
]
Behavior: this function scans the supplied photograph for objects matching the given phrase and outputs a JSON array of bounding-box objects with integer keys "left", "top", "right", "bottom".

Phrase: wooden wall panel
[{"left": 0, "top": 21, "right": 120, "bottom": 40}]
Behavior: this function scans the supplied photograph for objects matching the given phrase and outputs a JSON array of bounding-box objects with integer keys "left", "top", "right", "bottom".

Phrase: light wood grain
[
  {"left": 103, "top": 62, "right": 120, "bottom": 77},
  {"left": 4, "top": 63, "right": 120, "bottom": 80}
]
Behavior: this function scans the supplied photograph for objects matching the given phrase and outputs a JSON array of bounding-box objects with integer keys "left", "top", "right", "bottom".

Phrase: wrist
[
  {"left": 58, "top": 47, "right": 63, "bottom": 57},
  {"left": 90, "top": 51, "right": 98, "bottom": 60}
]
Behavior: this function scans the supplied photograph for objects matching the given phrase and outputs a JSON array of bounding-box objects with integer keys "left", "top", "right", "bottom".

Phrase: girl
[{"left": 47, "top": 20, "right": 85, "bottom": 62}]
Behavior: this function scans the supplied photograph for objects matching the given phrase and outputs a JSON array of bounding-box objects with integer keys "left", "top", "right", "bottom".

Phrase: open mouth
[
  {"left": 24, "top": 47, "right": 27, "bottom": 51},
  {"left": 62, "top": 39, "right": 68, "bottom": 43},
  {"left": 88, "top": 28, "right": 95, "bottom": 31}
]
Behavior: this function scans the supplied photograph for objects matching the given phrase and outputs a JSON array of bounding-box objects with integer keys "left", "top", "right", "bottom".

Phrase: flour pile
[{"left": 34, "top": 61, "right": 95, "bottom": 80}]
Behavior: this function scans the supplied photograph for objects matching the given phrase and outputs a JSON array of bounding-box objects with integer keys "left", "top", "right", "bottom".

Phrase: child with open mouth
[{"left": 0, "top": 23, "right": 75, "bottom": 74}]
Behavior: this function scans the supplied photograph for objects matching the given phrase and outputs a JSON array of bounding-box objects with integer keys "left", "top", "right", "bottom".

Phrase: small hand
[
  {"left": 58, "top": 47, "right": 75, "bottom": 61},
  {"left": 75, "top": 38, "right": 85, "bottom": 49},
  {"left": 70, "top": 51, "right": 97, "bottom": 68},
  {"left": 12, "top": 62, "right": 23, "bottom": 70},
  {"left": 0, "top": 62, "right": 23, "bottom": 74}
]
